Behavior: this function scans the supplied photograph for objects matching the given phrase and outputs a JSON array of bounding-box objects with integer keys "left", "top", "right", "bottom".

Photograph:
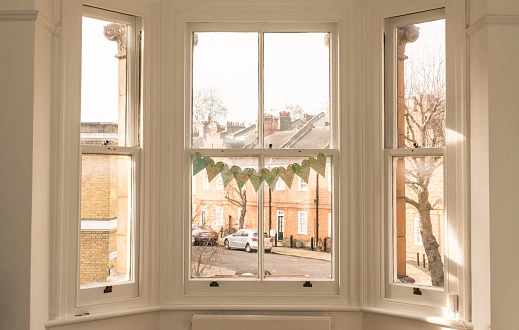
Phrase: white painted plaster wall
[
  {"left": 470, "top": 2, "right": 519, "bottom": 329},
  {"left": 0, "top": 18, "right": 37, "bottom": 330},
  {"left": 487, "top": 25, "right": 519, "bottom": 329}
]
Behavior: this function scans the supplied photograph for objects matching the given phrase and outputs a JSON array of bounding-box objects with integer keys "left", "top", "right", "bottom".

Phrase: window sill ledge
[
  {"left": 46, "top": 304, "right": 473, "bottom": 329},
  {"left": 45, "top": 306, "right": 161, "bottom": 328},
  {"left": 360, "top": 306, "right": 473, "bottom": 330}
]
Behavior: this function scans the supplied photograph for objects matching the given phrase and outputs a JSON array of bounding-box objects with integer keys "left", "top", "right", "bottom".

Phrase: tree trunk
[
  {"left": 239, "top": 209, "right": 246, "bottom": 229},
  {"left": 417, "top": 190, "right": 444, "bottom": 287}
]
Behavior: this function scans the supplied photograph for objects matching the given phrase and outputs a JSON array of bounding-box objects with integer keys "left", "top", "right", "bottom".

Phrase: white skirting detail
[
  {"left": 191, "top": 315, "right": 331, "bottom": 330},
  {"left": 81, "top": 219, "right": 118, "bottom": 231}
]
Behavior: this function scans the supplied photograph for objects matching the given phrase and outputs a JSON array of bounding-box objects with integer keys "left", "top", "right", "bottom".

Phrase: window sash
[
  {"left": 298, "top": 211, "right": 308, "bottom": 235},
  {"left": 384, "top": 9, "right": 447, "bottom": 307},
  {"left": 77, "top": 5, "right": 142, "bottom": 305},
  {"left": 184, "top": 22, "right": 339, "bottom": 295}
]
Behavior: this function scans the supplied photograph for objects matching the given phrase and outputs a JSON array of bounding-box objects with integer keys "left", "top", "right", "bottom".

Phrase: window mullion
[
  {"left": 258, "top": 154, "right": 265, "bottom": 280},
  {"left": 258, "top": 32, "right": 265, "bottom": 149}
]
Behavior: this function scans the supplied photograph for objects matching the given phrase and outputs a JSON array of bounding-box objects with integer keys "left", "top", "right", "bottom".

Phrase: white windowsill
[{"left": 45, "top": 304, "right": 473, "bottom": 329}]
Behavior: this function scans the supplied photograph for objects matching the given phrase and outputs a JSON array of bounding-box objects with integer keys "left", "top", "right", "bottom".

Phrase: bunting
[{"left": 192, "top": 152, "right": 327, "bottom": 192}]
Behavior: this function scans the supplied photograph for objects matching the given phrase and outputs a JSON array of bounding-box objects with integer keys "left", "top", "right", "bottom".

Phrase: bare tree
[
  {"left": 193, "top": 86, "right": 227, "bottom": 128},
  {"left": 284, "top": 103, "right": 304, "bottom": 119},
  {"left": 191, "top": 200, "right": 228, "bottom": 277},
  {"left": 403, "top": 43, "right": 446, "bottom": 287},
  {"left": 225, "top": 183, "right": 247, "bottom": 229}
]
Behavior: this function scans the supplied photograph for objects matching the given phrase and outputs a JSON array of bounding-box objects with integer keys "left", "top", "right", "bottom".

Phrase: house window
[
  {"left": 298, "top": 177, "right": 308, "bottom": 191},
  {"left": 298, "top": 211, "right": 308, "bottom": 235},
  {"left": 275, "top": 179, "right": 285, "bottom": 191},
  {"left": 187, "top": 24, "right": 337, "bottom": 292},
  {"left": 413, "top": 217, "right": 423, "bottom": 245},
  {"left": 78, "top": 6, "right": 141, "bottom": 304},
  {"left": 385, "top": 8, "right": 450, "bottom": 306},
  {"left": 203, "top": 171, "right": 210, "bottom": 189},
  {"left": 216, "top": 206, "right": 224, "bottom": 226},
  {"left": 200, "top": 206, "right": 207, "bottom": 225},
  {"left": 216, "top": 174, "right": 224, "bottom": 190}
]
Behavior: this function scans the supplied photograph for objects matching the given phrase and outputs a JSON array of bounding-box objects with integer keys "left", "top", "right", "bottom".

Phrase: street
[{"left": 192, "top": 246, "right": 332, "bottom": 279}]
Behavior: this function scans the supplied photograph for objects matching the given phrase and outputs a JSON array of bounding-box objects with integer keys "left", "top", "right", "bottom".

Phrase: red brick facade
[{"left": 192, "top": 165, "right": 332, "bottom": 245}]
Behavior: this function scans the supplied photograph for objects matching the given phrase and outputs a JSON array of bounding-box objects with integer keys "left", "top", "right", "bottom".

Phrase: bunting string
[{"left": 192, "top": 152, "right": 327, "bottom": 192}]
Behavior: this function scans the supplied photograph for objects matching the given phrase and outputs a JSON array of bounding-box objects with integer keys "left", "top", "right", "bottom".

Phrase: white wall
[
  {"left": 0, "top": 18, "right": 37, "bottom": 330},
  {"left": 486, "top": 25, "right": 519, "bottom": 329},
  {"left": 0, "top": 1, "right": 53, "bottom": 330},
  {"left": 469, "top": 2, "right": 519, "bottom": 329}
]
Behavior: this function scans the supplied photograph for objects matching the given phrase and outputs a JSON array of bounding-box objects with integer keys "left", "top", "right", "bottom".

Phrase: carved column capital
[
  {"left": 397, "top": 25, "right": 420, "bottom": 60},
  {"left": 104, "top": 23, "right": 127, "bottom": 59}
]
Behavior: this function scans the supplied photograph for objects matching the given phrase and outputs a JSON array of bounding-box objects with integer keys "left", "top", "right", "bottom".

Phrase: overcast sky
[{"left": 81, "top": 18, "right": 444, "bottom": 124}]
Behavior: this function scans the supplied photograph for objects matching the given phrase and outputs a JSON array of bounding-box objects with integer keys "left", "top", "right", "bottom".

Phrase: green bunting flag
[{"left": 191, "top": 152, "right": 327, "bottom": 192}]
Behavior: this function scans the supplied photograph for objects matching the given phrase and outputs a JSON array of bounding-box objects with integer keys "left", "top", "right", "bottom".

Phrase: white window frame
[
  {"left": 79, "top": 5, "right": 142, "bottom": 307},
  {"left": 380, "top": 6, "right": 468, "bottom": 318},
  {"left": 298, "top": 211, "right": 308, "bottom": 235},
  {"left": 52, "top": 0, "right": 152, "bottom": 318},
  {"left": 182, "top": 21, "right": 340, "bottom": 298}
]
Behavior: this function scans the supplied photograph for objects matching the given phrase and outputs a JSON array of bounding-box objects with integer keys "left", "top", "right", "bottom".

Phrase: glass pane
[
  {"left": 397, "top": 19, "right": 445, "bottom": 148},
  {"left": 192, "top": 32, "right": 259, "bottom": 149},
  {"left": 263, "top": 157, "right": 332, "bottom": 279},
  {"left": 80, "top": 154, "right": 133, "bottom": 288},
  {"left": 191, "top": 157, "right": 260, "bottom": 278},
  {"left": 264, "top": 33, "right": 330, "bottom": 149},
  {"left": 393, "top": 156, "right": 444, "bottom": 287},
  {"left": 81, "top": 17, "right": 128, "bottom": 146}
]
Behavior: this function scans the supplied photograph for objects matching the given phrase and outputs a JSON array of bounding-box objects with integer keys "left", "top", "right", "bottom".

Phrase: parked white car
[{"left": 223, "top": 229, "right": 272, "bottom": 253}]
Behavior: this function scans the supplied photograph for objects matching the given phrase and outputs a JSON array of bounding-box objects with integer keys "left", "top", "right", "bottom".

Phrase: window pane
[
  {"left": 80, "top": 154, "right": 133, "bottom": 288},
  {"left": 191, "top": 157, "right": 259, "bottom": 278},
  {"left": 393, "top": 156, "right": 444, "bottom": 287},
  {"left": 397, "top": 20, "right": 445, "bottom": 148},
  {"left": 263, "top": 157, "right": 332, "bottom": 279},
  {"left": 192, "top": 32, "right": 259, "bottom": 149},
  {"left": 264, "top": 33, "right": 330, "bottom": 149},
  {"left": 81, "top": 17, "right": 128, "bottom": 146}
]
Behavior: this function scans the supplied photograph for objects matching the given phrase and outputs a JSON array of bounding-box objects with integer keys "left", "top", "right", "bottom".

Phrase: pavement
[
  {"left": 271, "top": 247, "right": 432, "bottom": 285},
  {"left": 270, "top": 245, "right": 331, "bottom": 262}
]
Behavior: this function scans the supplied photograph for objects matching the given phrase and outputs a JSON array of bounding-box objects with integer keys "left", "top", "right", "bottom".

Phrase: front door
[{"left": 277, "top": 211, "right": 285, "bottom": 240}]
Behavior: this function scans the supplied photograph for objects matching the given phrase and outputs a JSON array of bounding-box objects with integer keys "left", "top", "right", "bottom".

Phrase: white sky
[
  {"left": 81, "top": 17, "right": 120, "bottom": 123},
  {"left": 193, "top": 32, "right": 330, "bottom": 123},
  {"left": 405, "top": 19, "right": 445, "bottom": 67},
  {"left": 80, "top": 19, "right": 444, "bottom": 124}
]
